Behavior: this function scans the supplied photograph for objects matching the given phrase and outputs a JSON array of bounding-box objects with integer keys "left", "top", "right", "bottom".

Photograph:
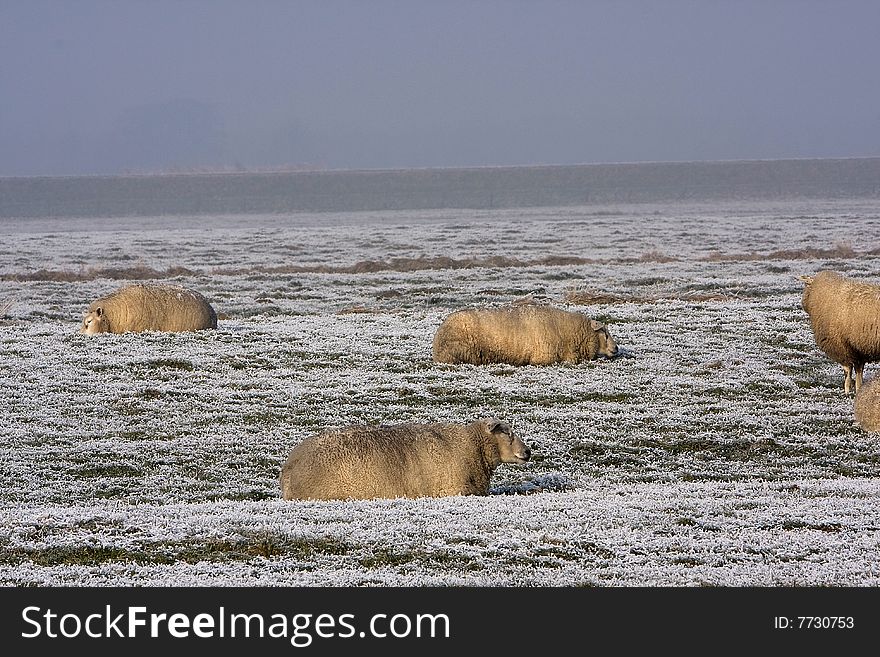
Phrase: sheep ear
[
  {"left": 95, "top": 306, "right": 104, "bottom": 317},
  {"left": 590, "top": 319, "right": 605, "bottom": 330},
  {"left": 483, "top": 418, "right": 504, "bottom": 433}
]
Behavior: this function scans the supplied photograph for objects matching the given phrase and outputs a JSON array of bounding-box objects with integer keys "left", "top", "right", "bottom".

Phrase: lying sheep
[
  {"left": 800, "top": 270, "right": 880, "bottom": 393},
  {"left": 279, "top": 417, "right": 531, "bottom": 500},
  {"left": 80, "top": 283, "right": 217, "bottom": 334},
  {"left": 432, "top": 304, "right": 618, "bottom": 365},
  {"left": 854, "top": 376, "right": 880, "bottom": 432}
]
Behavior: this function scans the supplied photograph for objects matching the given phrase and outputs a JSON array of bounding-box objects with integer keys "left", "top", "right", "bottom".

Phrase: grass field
[{"left": 1, "top": 198, "right": 879, "bottom": 586}]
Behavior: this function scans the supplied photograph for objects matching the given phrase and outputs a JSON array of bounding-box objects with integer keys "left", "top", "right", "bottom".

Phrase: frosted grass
[{"left": 1, "top": 199, "right": 879, "bottom": 586}]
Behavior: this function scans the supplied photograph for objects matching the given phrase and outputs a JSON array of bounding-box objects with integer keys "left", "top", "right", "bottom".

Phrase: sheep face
[
  {"left": 799, "top": 274, "right": 814, "bottom": 312},
  {"left": 591, "top": 320, "right": 619, "bottom": 359},
  {"left": 483, "top": 418, "right": 532, "bottom": 463},
  {"left": 80, "top": 307, "right": 109, "bottom": 334}
]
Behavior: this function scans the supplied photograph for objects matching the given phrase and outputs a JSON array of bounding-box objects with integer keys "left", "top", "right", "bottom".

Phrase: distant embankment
[{"left": 2, "top": 158, "right": 879, "bottom": 218}]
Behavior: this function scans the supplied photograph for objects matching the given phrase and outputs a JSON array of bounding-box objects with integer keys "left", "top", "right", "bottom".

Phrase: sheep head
[
  {"left": 482, "top": 417, "right": 531, "bottom": 463},
  {"left": 591, "top": 319, "right": 619, "bottom": 359},
  {"left": 80, "top": 306, "right": 110, "bottom": 334}
]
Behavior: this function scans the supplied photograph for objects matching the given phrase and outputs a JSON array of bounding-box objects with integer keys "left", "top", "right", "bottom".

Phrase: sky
[{"left": 1, "top": 0, "right": 879, "bottom": 176}]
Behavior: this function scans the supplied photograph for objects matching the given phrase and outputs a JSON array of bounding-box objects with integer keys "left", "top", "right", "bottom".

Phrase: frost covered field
[{"left": 2, "top": 198, "right": 880, "bottom": 587}]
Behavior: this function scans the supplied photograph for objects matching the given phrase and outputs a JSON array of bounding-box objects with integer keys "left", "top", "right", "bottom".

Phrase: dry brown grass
[
  {"left": 2, "top": 241, "right": 872, "bottom": 284},
  {"left": 632, "top": 250, "right": 679, "bottom": 263},
  {"left": 563, "top": 289, "right": 626, "bottom": 305},
  {"left": 701, "top": 242, "right": 858, "bottom": 262},
  {"left": 1, "top": 265, "right": 198, "bottom": 282},
  {"left": 335, "top": 305, "right": 381, "bottom": 315},
  {"left": 564, "top": 288, "right": 740, "bottom": 305},
  {"left": 214, "top": 255, "right": 599, "bottom": 276}
]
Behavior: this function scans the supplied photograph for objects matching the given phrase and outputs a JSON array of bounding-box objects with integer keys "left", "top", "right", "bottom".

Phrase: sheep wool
[
  {"left": 854, "top": 376, "right": 880, "bottom": 432},
  {"left": 279, "top": 418, "right": 531, "bottom": 500},
  {"left": 432, "top": 304, "right": 619, "bottom": 365},
  {"left": 80, "top": 283, "right": 217, "bottom": 334},
  {"left": 801, "top": 270, "right": 880, "bottom": 393}
]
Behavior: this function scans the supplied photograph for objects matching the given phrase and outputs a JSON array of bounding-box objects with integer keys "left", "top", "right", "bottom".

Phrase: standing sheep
[
  {"left": 80, "top": 283, "right": 217, "bottom": 334},
  {"left": 432, "top": 304, "right": 618, "bottom": 365},
  {"left": 279, "top": 418, "right": 531, "bottom": 500},
  {"left": 854, "top": 376, "right": 880, "bottom": 432},
  {"left": 800, "top": 270, "right": 880, "bottom": 394}
]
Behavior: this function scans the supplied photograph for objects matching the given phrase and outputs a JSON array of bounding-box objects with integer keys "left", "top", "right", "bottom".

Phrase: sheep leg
[
  {"left": 843, "top": 365, "right": 853, "bottom": 395},
  {"left": 855, "top": 366, "right": 864, "bottom": 393}
]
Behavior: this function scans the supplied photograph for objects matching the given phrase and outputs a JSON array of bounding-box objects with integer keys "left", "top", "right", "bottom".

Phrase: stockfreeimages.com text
[{"left": 21, "top": 605, "right": 450, "bottom": 646}]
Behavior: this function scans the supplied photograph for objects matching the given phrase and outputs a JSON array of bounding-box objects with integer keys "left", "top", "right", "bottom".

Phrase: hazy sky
[{"left": 2, "top": 0, "right": 879, "bottom": 176}]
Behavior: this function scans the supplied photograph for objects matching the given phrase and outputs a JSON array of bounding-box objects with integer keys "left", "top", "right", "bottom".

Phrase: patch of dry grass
[
  {"left": 563, "top": 289, "right": 626, "bottom": 305},
  {"left": 701, "top": 242, "right": 858, "bottom": 262},
  {"left": 564, "top": 288, "right": 739, "bottom": 305},
  {"left": 1, "top": 265, "right": 197, "bottom": 282},
  {"left": 6, "top": 242, "right": 873, "bottom": 284},
  {"left": 214, "top": 255, "right": 600, "bottom": 276}
]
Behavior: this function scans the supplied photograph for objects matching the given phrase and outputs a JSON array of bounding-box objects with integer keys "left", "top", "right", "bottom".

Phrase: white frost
[{"left": 1, "top": 198, "right": 879, "bottom": 586}]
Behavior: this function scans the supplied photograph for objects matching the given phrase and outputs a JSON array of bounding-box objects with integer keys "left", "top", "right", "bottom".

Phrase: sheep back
[
  {"left": 432, "top": 304, "right": 618, "bottom": 365},
  {"left": 801, "top": 271, "right": 880, "bottom": 389},
  {"left": 279, "top": 418, "right": 530, "bottom": 500},
  {"left": 854, "top": 377, "right": 880, "bottom": 432},
  {"left": 81, "top": 283, "right": 217, "bottom": 334}
]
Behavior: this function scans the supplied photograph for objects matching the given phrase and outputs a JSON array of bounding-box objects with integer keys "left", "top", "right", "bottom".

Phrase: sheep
[
  {"left": 854, "top": 376, "right": 880, "bottom": 432},
  {"left": 800, "top": 270, "right": 880, "bottom": 394},
  {"left": 432, "top": 304, "right": 619, "bottom": 365},
  {"left": 80, "top": 283, "right": 217, "bottom": 334},
  {"left": 279, "top": 417, "right": 531, "bottom": 500}
]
